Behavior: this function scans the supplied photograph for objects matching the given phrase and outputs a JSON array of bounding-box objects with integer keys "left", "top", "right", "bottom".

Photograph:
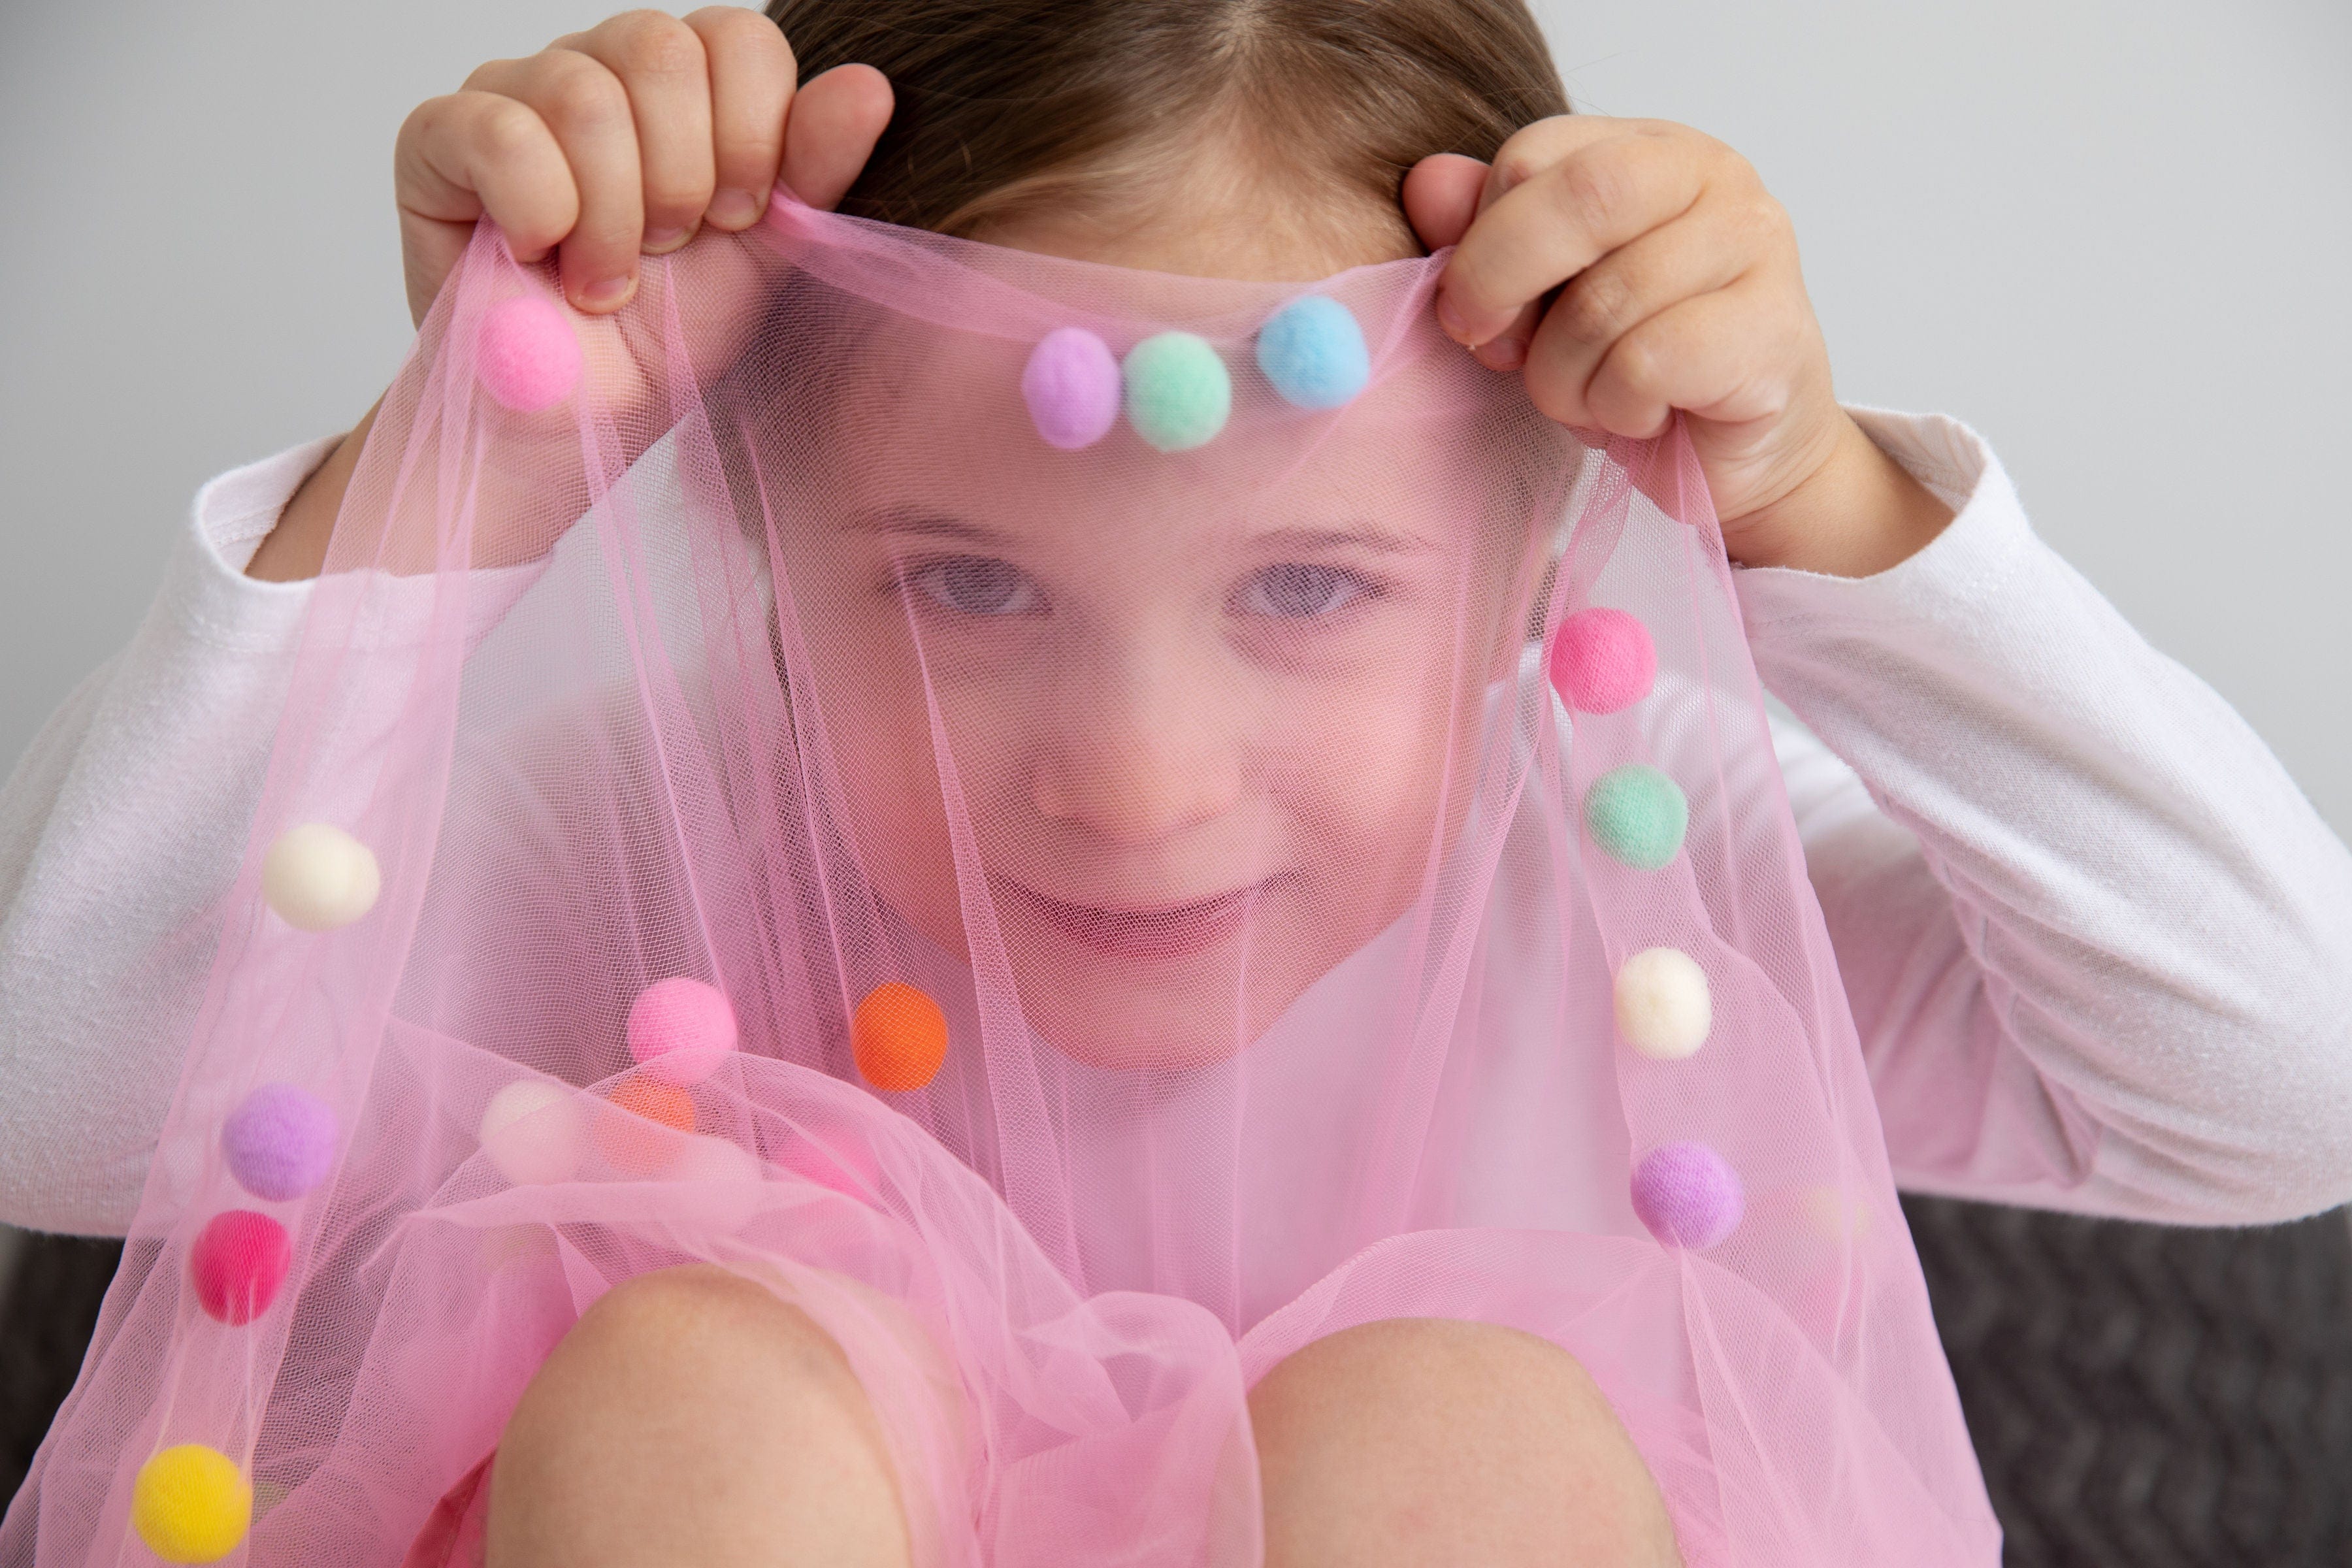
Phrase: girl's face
[{"left": 768, "top": 212, "right": 1546, "bottom": 1070}]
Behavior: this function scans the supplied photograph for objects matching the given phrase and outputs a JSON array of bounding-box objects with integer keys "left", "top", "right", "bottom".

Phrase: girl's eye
[
  {"left": 1236, "top": 563, "right": 1372, "bottom": 620},
  {"left": 906, "top": 557, "right": 1043, "bottom": 617}
]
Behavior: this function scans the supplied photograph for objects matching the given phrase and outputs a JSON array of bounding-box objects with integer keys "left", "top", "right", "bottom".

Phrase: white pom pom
[
  {"left": 478, "top": 1081, "right": 585, "bottom": 1185},
  {"left": 1614, "top": 947, "right": 1712, "bottom": 1060},
  {"left": 261, "top": 823, "right": 381, "bottom": 932}
]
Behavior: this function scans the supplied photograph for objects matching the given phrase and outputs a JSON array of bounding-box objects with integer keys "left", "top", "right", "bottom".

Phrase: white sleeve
[
  {"left": 0, "top": 441, "right": 331, "bottom": 1235},
  {"left": 1744, "top": 408, "right": 2352, "bottom": 1224}
]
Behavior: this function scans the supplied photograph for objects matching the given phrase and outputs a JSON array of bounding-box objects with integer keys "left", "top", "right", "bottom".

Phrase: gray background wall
[
  {"left": 2, "top": 2, "right": 2347, "bottom": 834},
  {"left": 0, "top": 5, "right": 2345, "bottom": 1285}
]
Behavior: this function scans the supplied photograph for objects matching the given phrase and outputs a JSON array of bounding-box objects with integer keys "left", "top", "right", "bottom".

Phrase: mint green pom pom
[
  {"left": 1584, "top": 764, "right": 1688, "bottom": 870},
  {"left": 1122, "top": 332, "right": 1230, "bottom": 452}
]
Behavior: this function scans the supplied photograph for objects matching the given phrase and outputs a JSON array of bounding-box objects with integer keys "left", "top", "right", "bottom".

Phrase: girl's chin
[{"left": 1002, "top": 920, "right": 1320, "bottom": 1073}]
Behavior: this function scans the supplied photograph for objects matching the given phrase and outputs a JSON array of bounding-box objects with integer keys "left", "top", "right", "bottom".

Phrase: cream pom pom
[{"left": 1614, "top": 947, "right": 1712, "bottom": 1060}]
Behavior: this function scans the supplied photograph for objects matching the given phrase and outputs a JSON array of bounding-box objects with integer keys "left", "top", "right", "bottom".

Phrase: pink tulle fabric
[{"left": 2, "top": 195, "right": 2000, "bottom": 1565}]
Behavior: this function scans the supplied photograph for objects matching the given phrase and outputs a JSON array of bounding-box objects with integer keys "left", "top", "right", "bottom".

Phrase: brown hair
[{"left": 762, "top": 0, "right": 1569, "bottom": 238}]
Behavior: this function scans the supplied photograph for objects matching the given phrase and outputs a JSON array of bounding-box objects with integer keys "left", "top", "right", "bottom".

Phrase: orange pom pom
[
  {"left": 852, "top": 983, "right": 948, "bottom": 1091},
  {"left": 595, "top": 1075, "right": 696, "bottom": 1174}
]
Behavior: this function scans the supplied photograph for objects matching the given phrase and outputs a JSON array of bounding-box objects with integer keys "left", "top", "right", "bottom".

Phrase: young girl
[{"left": 4, "top": 3, "right": 2349, "bottom": 1565}]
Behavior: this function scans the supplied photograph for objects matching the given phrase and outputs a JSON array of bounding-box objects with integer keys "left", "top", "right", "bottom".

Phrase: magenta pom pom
[
  {"left": 191, "top": 1210, "right": 293, "bottom": 1326},
  {"left": 1548, "top": 608, "right": 1657, "bottom": 715},
  {"left": 1630, "top": 1142, "right": 1744, "bottom": 1249},
  {"left": 627, "top": 977, "right": 739, "bottom": 1086},
  {"left": 1021, "top": 327, "right": 1121, "bottom": 449},
  {"left": 220, "top": 1083, "right": 338, "bottom": 1202},
  {"left": 478, "top": 295, "right": 583, "bottom": 413}
]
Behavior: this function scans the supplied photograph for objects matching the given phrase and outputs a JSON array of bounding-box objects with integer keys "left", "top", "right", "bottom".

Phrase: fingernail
[
  {"left": 1436, "top": 293, "right": 1475, "bottom": 345},
  {"left": 708, "top": 187, "right": 763, "bottom": 228},
  {"left": 642, "top": 226, "right": 689, "bottom": 253},
  {"left": 1476, "top": 336, "right": 1527, "bottom": 372},
  {"left": 578, "top": 274, "right": 636, "bottom": 310}
]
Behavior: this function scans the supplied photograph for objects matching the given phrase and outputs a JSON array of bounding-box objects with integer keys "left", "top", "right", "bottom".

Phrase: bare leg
[
  {"left": 483, "top": 1264, "right": 913, "bottom": 1568},
  {"left": 1247, "top": 1316, "right": 1682, "bottom": 1567}
]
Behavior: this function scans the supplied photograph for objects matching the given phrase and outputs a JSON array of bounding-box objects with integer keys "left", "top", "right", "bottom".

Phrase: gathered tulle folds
[{"left": 2, "top": 195, "right": 1999, "bottom": 1566}]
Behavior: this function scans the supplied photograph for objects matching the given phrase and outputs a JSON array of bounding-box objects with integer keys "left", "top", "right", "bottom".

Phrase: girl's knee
[
  {"left": 487, "top": 1263, "right": 912, "bottom": 1567},
  {"left": 1247, "top": 1316, "right": 1680, "bottom": 1567}
]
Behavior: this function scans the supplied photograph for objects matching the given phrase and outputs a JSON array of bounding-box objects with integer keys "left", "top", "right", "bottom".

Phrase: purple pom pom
[
  {"left": 478, "top": 295, "right": 583, "bottom": 412},
  {"left": 221, "top": 1083, "right": 339, "bottom": 1203},
  {"left": 1549, "top": 608, "right": 1656, "bottom": 714},
  {"left": 1630, "top": 1141, "right": 1744, "bottom": 1249},
  {"left": 1021, "top": 327, "right": 1121, "bottom": 449}
]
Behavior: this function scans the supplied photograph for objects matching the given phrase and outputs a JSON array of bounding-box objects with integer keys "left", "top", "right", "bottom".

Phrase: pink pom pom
[
  {"left": 191, "top": 1210, "right": 293, "bottom": 1326},
  {"left": 1548, "top": 608, "right": 1656, "bottom": 714},
  {"left": 1630, "top": 1142, "right": 1743, "bottom": 1250},
  {"left": 776, "top": 1120, "right": 880, "bottom": 1201},
  {"left": 1021, "top": 327, "right": 1121, "bottom": 449},
  {"left": 626, "top": 977, "right": 739, "bottom": 1086},
  {"left": 478, "top": 295, "right": 583, "bottom": 413}
]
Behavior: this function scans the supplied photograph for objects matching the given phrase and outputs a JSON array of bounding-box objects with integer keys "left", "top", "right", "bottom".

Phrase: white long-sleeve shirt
[{"left": 3, "top": 409, "right": 2348, "bottom": 1237}]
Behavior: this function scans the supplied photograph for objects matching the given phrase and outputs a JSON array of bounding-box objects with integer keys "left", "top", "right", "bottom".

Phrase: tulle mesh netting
[{"left": 4, "top": 195, "right": 2000, "bottom": 1566}]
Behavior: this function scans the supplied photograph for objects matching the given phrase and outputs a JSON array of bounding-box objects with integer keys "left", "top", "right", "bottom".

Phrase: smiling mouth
[{"left": 1000, "top": 877, "right": 1284, "bottom": 960}]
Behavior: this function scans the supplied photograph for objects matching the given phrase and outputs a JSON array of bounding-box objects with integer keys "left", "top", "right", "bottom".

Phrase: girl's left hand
[{"left": 1405, "top": 118, "right": 1953, "bottom": 578}]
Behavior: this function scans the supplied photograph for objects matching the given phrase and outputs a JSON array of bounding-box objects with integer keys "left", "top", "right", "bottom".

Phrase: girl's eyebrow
[
  {"left": 843, "top": 506, "right": 1439, "bottom": 558},
  {"left": 840, "top": 505, "right": 1012, "bottom": 546},
  {"left": 1250, "top": 524, "right": 1441, "bottom": 559}
]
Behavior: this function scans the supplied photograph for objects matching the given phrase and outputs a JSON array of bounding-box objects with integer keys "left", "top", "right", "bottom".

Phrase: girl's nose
[{"left": 1029, "top": 649, "right": 1251, "bottom": 845}]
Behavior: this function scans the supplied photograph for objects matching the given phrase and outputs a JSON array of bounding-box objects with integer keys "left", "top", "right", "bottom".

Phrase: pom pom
[
  {"left": 595, "top": 1074, "right": 696, "bottom": 1174},
  {"left": 852, "top": 983, "right": 949, "bottom": 1092},
  {"left": 1122, "top": 332, "right": 1230, "bottom": 452},
  {"left": 478, "top": 295, "right": 583, "bottom": 413},
  {"left": 777, "top": 1120, "right": 881, "bottom": 1201},
  {"left": 1630, "top": 1142, "right": 1744, "bottom": 1249},
  {"left": 1613, "top": 947, "right": 1712, "bottom": 1060},
  {"left": 1549, "top": 609, "right": 1656, "bottom": 715},
  {"left": 626, "top": 977, "right": 738, "bottom": 1086},
  {"left": 190, "top": 1209, "right": 291, "bottom": 1326},
  {"left": 1797, "top": 1184, "right": 1874, "bottom": 1243},
  {"left": 478, "top": 1081, "right": 585, "bottom": 1186},
  {"left": 132, "top": 1444, "right": 251, "bottom": 1564},
  {"left": 1022, "top": 327, "right": 1122, "bottom": 449},
  {"left": 1254, "top": 295, "right": 1371, "bottom": 410},
  {"left": 1583, "top": 764, "right": 1687, "bottom": 871},
  {"left": 220, "top": 1083, "right": 338, "bottom": 1201},
  {"left": 261, "top": 823, "right": 380, "bottom": 932}
]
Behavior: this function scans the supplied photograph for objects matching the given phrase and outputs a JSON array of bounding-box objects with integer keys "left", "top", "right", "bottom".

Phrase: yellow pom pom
[{"left": 132, "top": 1444, "right": 251, "bottom": 1564}]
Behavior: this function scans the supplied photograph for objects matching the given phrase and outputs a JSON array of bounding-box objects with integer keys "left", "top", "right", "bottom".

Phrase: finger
[
  {"left": 687, "top": 6, "right": 796, "bottom": 229},
  {"left": 566, "top": 12, "right": 715, "bottom": 254},
  {"left": 780, "top": 63, "right": 894, "bottom": 210},
  {"left": 470, "top": 51, "right": 644, "bottom": 312},
  {"left": 1577, "top": 279, "right": 1808, "bottom": 439},
  {"left": 395, "top": 90, "right": 578, "bottom": 323},
  {"left": 1516, "top": 199, "right": 1767, "bottom": 416},
  {"left": 1439, "top": 129, "right": 1706, "bottom": 350},
  {"left": 1401, "top": 153, "right": 1487, "bottom": 251}
]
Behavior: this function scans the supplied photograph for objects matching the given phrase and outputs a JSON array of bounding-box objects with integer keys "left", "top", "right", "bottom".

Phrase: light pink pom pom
[
  {"left": 1549, "top": 608, "right": 1657, "bottom": 714},
  {"left": 478, "top": 295, "right": 583, "bottom": 413},
  {"left": 626, "top": 977, "right": 738, "bottom": 1085}
]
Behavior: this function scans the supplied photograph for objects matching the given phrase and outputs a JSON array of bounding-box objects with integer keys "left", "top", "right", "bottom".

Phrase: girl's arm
[
  {"left": 0, "top": 446, "right": 327, "bottom": 1233},
  {"left": 1756, "top": 408, "right": 2352, "bottom": 1224}
]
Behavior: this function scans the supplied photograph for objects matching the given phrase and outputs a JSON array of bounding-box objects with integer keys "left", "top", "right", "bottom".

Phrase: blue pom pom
[{"left": 1255, "top": 296, "right": 1371, "bottom": 410}]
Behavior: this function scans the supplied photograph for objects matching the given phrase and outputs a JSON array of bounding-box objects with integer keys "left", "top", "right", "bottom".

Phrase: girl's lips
[{"left": 1000, "top": 877, "right": 1281, "bottom": 960}]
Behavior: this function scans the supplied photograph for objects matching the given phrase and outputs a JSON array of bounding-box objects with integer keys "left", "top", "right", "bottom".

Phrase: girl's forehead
[{"left": 812, "top": 312, "right": 1509, "bottom": 531}]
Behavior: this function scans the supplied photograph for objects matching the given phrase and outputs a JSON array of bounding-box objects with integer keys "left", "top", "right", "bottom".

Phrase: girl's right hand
[
  {"left": 394, "top": 8, "right": 892, "bottom": 327},
  {"left": 252, "top": 8, "right": 892, "bottom": 581}
]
